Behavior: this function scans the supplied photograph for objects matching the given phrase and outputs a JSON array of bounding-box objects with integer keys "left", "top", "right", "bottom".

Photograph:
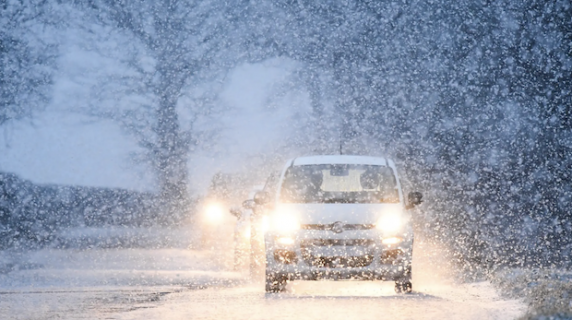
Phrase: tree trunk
[{"left": 155, "top": 75, "right": 189, "bottom": 223}]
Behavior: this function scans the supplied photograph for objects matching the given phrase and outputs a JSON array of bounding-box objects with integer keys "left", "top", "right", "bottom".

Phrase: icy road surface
[
  {"left": 118, "top": 281, "right": 526, "bottom": 320},
  {"left": 0, "top": 235, "right": 526, "bottom": 319},
  {"left": 0, "top": 279, "right": 525, "bottom": 320}
]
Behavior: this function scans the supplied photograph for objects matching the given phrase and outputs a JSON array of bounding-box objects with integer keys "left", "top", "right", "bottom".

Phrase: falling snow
[{"left": 1, "top": 0, "right": 571, "bottom": 319}]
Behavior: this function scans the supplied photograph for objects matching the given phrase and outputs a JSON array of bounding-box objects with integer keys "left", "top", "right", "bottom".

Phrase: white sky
[
  {"left": 188, "top": 58, "right": 311, "bottom": 193},
  {"left": 0, "top": 111, "right": 152, "bottom": 191}
]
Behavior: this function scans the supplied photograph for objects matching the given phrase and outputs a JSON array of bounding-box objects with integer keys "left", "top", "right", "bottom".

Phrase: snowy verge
[
  {"left": 53, "top": 226, "right": 202, "bottom": 249},
  {"left": 491, "top": 268, "right": 572, "bottom": 319},
  {"left": 0, "top": 248, "right": 242, "bottom": 289}
]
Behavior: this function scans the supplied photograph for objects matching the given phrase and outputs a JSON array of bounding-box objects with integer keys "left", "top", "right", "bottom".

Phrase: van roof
[{"left": 291, "top": 155, "right": 388, "bottom": 166}]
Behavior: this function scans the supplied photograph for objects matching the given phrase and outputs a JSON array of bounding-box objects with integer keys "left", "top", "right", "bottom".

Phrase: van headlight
[
  {"left": 270, "top": 209, "right": 300, "bottom": 233},
  {"left": 381, "top": 236, "right": 403, "bottom": 245},
  {"left": 376, "top": 211, "right": 403, "bottom": 234}
]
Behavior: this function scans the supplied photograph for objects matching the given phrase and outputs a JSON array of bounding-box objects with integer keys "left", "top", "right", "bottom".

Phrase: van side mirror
[
  {"left": 407, "top": 192, "right": 423, "bottom": 209},
  {"left": 229, "top": 207, "right": 242, "bottom": 218},
  {"left": 253, "top": 191, "right": 270, "bottom": 205},
  {"left": 242, "top": 199, "right": 256, "bottom": 210}
]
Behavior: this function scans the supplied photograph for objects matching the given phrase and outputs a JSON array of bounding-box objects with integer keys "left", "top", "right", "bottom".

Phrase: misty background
[{"left": 1, "top": 0, "right": 571, "bottom": 275}]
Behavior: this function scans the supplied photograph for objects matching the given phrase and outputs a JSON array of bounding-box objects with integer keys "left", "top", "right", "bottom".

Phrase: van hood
[{"left": 274, "top": 203, "right": 404, "bottom": 225}]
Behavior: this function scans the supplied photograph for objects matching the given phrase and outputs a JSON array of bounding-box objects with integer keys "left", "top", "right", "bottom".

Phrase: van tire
[
  {"left": 394, "top": 280, "right": 412, "bottom": 294},
  {"left": 265, "top": 271, "right": 287, "bottom": 293}
]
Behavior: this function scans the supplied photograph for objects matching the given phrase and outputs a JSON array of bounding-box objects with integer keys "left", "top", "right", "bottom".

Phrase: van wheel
[
  {"left": 265, "top": 272, "right": 287, "bottom": 293},
  {"left": 394, "top": 281, "right": 412, "bottom": 294}
]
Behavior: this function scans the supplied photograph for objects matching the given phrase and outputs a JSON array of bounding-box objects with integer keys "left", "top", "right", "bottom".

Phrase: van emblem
[{"left": 331, "top": 221, "right": 344, "bottom": 233}]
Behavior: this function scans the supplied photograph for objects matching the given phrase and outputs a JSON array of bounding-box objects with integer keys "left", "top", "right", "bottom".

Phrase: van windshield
[{"left": 280, "top": 164, "right": 399, "bottom": 204}]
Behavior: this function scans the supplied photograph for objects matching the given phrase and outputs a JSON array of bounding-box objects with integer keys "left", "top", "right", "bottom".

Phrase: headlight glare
[
  {"left": 260, "top": 215, "right": 270, "bottom": 233},
  {"left": 376, "top": 212, "right": 402, "bottom": 233},
  {"left": 270, "top": 210, "right": 300, "bottom": 233},
  {"left": 382, "top": 236, "right": 403, "bottom": 245},
  {"left": 276, "top": 237, "right": 295, "bottom": 245},
  {"left": 204, "top": 203, "right": 224, "bottom": 224}
]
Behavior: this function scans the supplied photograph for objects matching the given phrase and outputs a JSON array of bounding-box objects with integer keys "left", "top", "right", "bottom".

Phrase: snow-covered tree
[
  {"left": 260, "top": 0, "right": 572, "bottom": 268},
  {"left": 71, "top": 0, "right": 245, "bottom": 220},
  {"left": 0, "top": 0, "right": 56, "bottom": 125}
]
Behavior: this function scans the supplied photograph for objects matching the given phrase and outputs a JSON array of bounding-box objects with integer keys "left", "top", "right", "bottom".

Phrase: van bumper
[{"left": 265, "top": 230, "right": 413, "bottom": 281}]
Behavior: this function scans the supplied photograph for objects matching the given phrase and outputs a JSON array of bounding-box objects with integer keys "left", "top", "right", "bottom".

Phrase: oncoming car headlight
[
  {"left": 269, "top": 208, "right": 300, "bottom": 233},
  {"left": 376, "top": 207, "right": 404, "bottom": 234},
  {"left": 204, "top": 202, "right": 224, "bottom": 224}
]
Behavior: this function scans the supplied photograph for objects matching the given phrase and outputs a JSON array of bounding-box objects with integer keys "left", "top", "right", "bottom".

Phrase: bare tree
[
  {"left": 78, "top": 0, "right": 240, "bottom": 220},
  {"left": 0, "top": 0, "right": 56, "bottom": 126}
]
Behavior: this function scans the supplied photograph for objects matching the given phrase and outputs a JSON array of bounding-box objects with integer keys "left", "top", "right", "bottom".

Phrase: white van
[{"left": 252, "top": 155, "right": 422, "bottom": 293}]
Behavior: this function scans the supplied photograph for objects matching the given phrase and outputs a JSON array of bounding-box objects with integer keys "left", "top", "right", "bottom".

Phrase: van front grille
[
  {"left": 301, "top": 224, "right": 375, "bottom": 231},
  {"left": 303, "top": 255, "right": 374, "bottom": 268},
  {"left": 300, "top": 239, "right": 375, "bottom": 247}
]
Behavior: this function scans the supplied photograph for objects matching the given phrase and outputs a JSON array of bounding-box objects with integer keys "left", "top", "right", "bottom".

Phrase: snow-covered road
[
  {"left": 1, "top": 278, "right": 525, "bottom": 320},
  {"left": 122, "top": 281, "right": 526, "bottom": 320},
  {"left": 0, "top": 238, "right": 527, "bottom": 320}
]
